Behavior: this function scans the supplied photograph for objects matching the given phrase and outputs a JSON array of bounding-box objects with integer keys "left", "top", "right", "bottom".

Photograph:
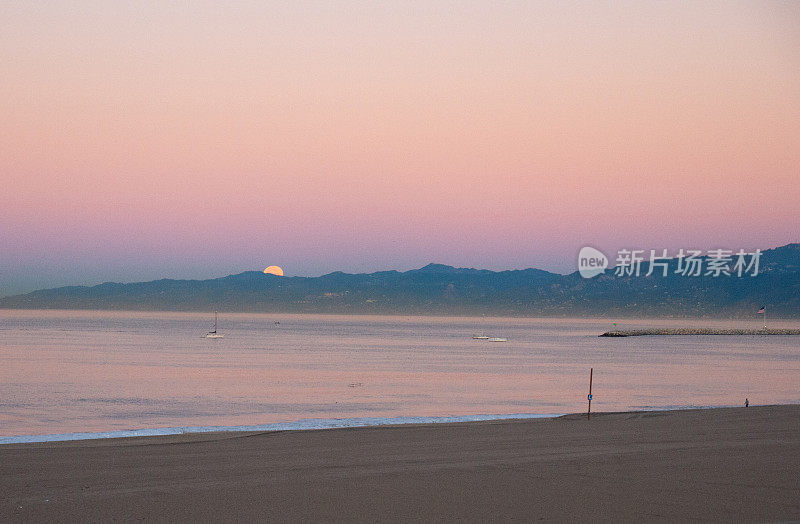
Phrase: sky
[{"left": 1, "top": 1, "right": 799, "bottom": 296}]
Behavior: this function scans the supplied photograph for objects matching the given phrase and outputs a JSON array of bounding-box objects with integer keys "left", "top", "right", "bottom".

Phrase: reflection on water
[{"left": 1, "top": 310, "right": 798, "bottom": 437}]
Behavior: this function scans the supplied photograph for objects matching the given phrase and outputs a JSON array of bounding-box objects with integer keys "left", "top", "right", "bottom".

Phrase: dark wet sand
[{"left": 2, "top": 405, "right": 799, "bottom": 522}]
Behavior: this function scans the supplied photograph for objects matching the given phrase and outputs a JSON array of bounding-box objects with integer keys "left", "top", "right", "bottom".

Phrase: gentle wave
[{"left": 0, "top": 413, "right": 561, "bottom": 445}]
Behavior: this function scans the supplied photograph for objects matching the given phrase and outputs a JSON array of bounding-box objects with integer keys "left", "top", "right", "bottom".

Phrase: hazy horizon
[
  {"left": 3, "top": 2, "right": 799, "bottom": 296},
  {"left": 3, "top": 241, "right": 799, "bottom": 298}
]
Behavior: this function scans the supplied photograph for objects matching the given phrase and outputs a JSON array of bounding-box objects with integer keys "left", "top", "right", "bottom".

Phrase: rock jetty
[{"left": 600, "top": 328, "right": 800, "bottom": 337}]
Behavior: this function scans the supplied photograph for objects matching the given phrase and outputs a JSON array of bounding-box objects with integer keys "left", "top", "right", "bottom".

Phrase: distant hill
[{"left": 1, "top": 244, "right": 798, "bottom": 317}]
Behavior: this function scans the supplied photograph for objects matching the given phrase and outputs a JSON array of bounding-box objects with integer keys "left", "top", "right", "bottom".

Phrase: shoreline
[
  {"left": 0, "top": 403, "right": 765, "bottom": 445},
  {"left": 0, "top": 412, "right": 561, "bottom": 445},
  {"left": 3, "top": 308, "right": 800, "bottom": 321},
  {"left": 2, "top": 405, "right": 798, "bottom": 521}
]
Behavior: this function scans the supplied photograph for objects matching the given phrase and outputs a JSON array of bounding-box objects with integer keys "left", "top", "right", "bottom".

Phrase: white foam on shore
[{"left": 0, "top": 413, "right": 561, "bottom": 445}]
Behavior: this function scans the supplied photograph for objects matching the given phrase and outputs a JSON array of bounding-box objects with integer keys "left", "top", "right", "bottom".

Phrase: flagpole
[{"left": 764, "top": 306, "right": 767, "bottom": 330}]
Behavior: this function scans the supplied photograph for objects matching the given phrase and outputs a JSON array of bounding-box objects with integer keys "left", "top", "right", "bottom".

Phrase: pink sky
[{"left": 1, "top": 1, "right": 799, "bottom": 294}]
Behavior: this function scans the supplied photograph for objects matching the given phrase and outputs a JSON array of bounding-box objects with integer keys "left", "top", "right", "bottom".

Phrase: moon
[{"left": 263, "top": 265, "right": 284, "bottom": 276}]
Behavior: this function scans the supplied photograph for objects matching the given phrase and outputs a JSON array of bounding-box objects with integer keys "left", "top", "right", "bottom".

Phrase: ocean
[{"left": 1, "top": 310, "right": 798, "bottom": 442}]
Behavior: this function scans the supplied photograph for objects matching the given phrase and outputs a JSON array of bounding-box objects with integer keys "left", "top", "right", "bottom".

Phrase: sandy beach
[{"left": 2, "top": 405, "right": 799, "bottom": 522}]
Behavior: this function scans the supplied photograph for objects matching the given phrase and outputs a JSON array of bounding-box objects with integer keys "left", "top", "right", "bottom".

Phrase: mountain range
[{"left": 2, "top": 244, "right": 798, "bottom": 317}]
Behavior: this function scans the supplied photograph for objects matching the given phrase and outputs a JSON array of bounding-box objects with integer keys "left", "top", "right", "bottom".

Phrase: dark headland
[{"left": 1, "top": 243, "right": 799, "bottom": 317}]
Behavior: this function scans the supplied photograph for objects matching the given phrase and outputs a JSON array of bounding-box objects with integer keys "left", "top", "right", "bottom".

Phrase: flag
[{"left": 757, "top": 306, "right": 765, "bottom": 314}]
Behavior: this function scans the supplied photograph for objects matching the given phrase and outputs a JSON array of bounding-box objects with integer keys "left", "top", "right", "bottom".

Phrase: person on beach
[{"left": 745, "top": 398, "right": 749, "bottom": 407}]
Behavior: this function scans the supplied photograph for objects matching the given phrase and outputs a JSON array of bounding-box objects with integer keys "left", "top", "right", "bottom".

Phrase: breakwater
[{"left": 600, "top": 328, "right": 800, "bottom": 337}]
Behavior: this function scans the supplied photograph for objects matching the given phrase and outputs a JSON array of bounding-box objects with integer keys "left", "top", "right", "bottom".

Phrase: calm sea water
[{"left": 1, "top": 310, "right": 798, "bottom": 440}]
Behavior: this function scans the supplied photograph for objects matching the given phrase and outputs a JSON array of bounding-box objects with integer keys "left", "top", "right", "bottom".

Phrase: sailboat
[{"left": 203, "top": 311, "right": 224, "bottom": 338}]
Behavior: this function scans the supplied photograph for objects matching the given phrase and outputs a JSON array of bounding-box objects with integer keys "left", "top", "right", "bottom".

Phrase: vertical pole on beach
[{"left": 587, "top": 368, "right": 593, "bottom": 420}]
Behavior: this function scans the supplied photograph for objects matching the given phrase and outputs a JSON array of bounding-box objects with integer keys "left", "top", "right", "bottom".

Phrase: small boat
[
  {"left": 472, "top": 335, "right": 490, "bottom": 340},
  {"left": 488, "top": 337, "right": 507, "bottom": 342},
  {"left": 203, "top": 311, "right": 224, "bottom": 338}
]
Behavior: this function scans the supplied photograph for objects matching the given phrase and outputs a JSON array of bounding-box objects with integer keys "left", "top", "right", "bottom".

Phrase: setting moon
[{"left": 263, "top": 266, "right": 284, "bottom": 276}]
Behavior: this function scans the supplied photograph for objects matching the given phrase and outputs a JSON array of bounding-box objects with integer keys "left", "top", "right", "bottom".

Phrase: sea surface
[{"left": 1, "top": 310, "right": 798, "bottom": 442}]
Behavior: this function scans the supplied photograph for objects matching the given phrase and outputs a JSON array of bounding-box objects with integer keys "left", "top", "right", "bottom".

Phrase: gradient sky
[{"left": 2, "top": 1, "right": 799, "bottom": 295}]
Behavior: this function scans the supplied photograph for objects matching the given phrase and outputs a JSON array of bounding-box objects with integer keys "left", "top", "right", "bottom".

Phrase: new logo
[{"left": 578, "top": 246, "right": 608, "bottom": 278}]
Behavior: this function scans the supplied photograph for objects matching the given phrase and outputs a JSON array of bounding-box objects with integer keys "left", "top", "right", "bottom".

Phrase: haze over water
[{"left": 1, "top": 310, "right": 798, "bottom": 438}]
